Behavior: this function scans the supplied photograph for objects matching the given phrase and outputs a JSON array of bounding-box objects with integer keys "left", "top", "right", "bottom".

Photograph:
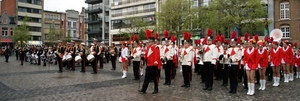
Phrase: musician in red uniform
[
  {"left": 243, "top": 39, "right": 259, "bottom": 96},
  {"left": 257, "top": 41, "right": 268, "bottom": 91},
  {"left": 139, "top": 29, "right": 161, "bottom": 94},
  {"left": 295, "top": 49, "right": 300, "bottom": 78},
  {"left": 282, "top": 40, "right": 294, "bottom": 82},
  {"left": 270, "top": 41, "right": 283, "bottom": 86}
]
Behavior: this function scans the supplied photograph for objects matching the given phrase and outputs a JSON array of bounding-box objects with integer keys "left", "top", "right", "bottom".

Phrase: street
[{"left": 0, "top": 56, "right": 300, "bottom": 101}]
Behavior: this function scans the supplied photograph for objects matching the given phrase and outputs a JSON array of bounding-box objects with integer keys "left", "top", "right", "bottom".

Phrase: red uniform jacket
[
  {"left": 257, "top": 48, "right": 268, "bottom": 68},
  {"left": 270, "top": 47, "right": 283, "bottom": 66},
  {"left": 282, "top": 46, "right": 293, "bottom": 64},
  {"left": 296, "top": 55, "right": 300, "bottom": 68},
  {"left": 244, "top": 48, "right": 259, "bottom": 70},
  {"left": 144, "top": 44, "right": 162, "bottom": 69},
  {"left": 291, "top": 54, "right": 296, "bottom": 66}
]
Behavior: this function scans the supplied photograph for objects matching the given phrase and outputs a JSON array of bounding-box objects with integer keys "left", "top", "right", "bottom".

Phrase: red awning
[{"left": 0, "top": 38, "right": 12, "bottom": 43}]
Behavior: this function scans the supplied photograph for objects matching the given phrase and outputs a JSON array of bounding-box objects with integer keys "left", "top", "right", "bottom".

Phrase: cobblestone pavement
[{"left": 1, "top": 56, "right": 300, "bottom": 101}]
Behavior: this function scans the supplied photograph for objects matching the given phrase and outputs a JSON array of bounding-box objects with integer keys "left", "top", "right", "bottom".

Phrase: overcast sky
[{"left": 44, "top": 0, "right": 87, "bottom": 12}]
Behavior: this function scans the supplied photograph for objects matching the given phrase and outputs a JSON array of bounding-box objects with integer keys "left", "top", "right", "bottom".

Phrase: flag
[{"left": 234, "top": 25, "right": 238, "bottom": 38}]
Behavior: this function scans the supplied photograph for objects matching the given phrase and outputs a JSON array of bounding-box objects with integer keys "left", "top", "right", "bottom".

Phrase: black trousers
[
  {"left": 38, "top": 57, "right": 41, "bottom": 65},
  {"left": 215, "top": 61, "right": 221, "bottom": 79},
  {"left": 57, "top": 57, "right": 63, "bottom": 72},
  {"left": 229, "top": 65, "right": 238, "bottom": 91},
  {"left": 266, "top": 63, "right": 273, "bottom": 81},
  {"left": 5, "top": 55, "right": 9, "bottom": 62},
  {"left": 81, "top": 55, "right": 86, "bottom": 72},
  {"left": 16, "top": 54, "right": 19, "bottom": 60},
  {"left": 142, "top": 66, "right": 159, "bottom": 91},
  {"left": 238, "top": 65, "right": 244, "bottom": 81},
  {"left": 200, "top": 64, "right": 205, "bottom": 83},
  {"left": 182, "top": 65, "right": 191, "bottom": 85},
  {"left": 91, "top": 56, "right": 98, "bottom": 73},
  {"left": 204, "top": 62, "right": 214, "bottom": 88},
  {"left": 20, "top": 56, "right": 24, "bottom": 65},
  {"left": 133, "top": 61, "right": 140, "bottom": 79},
  {"left": 99, "top": 56, "right": 104, "bottom": 69},
  {"left": 111, "top": 56, "right": 116, "bottom": 69},
  {"left": 195, "top": 64, "right": 201, "bottom": 75},
  {"left": 221, "top": 64, "right": 229, "bottom": 85},
  {"left": 164, "top": 60, "right": 173, "bottom": 83}
]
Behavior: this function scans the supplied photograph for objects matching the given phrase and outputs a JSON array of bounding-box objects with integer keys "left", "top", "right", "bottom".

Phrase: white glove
[{"left": 211, "top": 60, "right": 216, "bottom": 65}]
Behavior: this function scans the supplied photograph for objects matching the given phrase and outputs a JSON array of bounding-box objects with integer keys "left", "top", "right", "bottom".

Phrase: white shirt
[
  {"left": 203, "top": 44, "right": 218, "bottom": 64},
  {"left": 131, "top": 47, "right": 142, "bottom": 61},
  {"left": 181, "top": 46, "right": 194, "bottom": 66}
]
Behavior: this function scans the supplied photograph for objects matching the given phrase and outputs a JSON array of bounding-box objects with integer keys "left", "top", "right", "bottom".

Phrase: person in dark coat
[
  {"left": 4, "top": 46, "right": 11, "bottom": 63},
  {"left": 20, "top": 47, "right": 27, "bottom": 65}
]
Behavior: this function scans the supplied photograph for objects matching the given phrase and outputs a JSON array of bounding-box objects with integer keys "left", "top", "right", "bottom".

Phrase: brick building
[{"left": 274, "top": 0, "right": 300, "bottom": 45}]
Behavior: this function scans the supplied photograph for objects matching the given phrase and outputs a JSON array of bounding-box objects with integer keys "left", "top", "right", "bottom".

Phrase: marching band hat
[
  {"left": 207, "top": 29, "right": 213, "bottom": 40},
  {"left": 272, "top": 41, "right": 279, "bottom": 45},
  {"left": 91, "top": 43, "right": 94, "bottom": 46},
  {"left": 93, "top": 38, "right": 98, "bottom": 41},
  {"left": 81, "top": 42, "right": 85, "bottom": 46},
  {"left": 57, "top": 40, "right": 62, "bottom": 43},
  {"left": 71, "top": 40, "right": 75, "bottom": 43}
]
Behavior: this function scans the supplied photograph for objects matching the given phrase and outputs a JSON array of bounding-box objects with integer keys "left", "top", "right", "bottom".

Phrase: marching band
[{"left": 10, "top": 28, "right": 300, "bottom": 96}]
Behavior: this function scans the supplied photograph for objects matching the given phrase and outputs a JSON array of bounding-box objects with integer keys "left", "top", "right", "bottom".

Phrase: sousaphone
[{"left": 270, "top": 29, "right": 283, "bottom": 42}]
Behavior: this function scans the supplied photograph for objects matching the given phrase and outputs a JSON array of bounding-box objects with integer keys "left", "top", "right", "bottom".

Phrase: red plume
[
  {"left": 145, "top": 29, "right": 152, "bottom": 39},
  {"left": 194, "top": 39, "right": 200, "bottom": 44},
  {"left": 220, "top": 35, "right": 225, "bottom": 43},
  {"left": 231, "top": 31, "right": 237, "bottom": 39},
  {"left": 216, "top": 34, "right": 220, "bottom": 41},
  {"left": 249, "top": 36, "right": 253, "bottom": 40},
  {"left": 269, "top": 37, "right": 274, "bottom": 43},
  {"left": 133, "top": 34, "right": 138, "bottom": 41},
  {"left": 202, "top": 38, "right": 207, "bottom": 45},
  {"left": 171, "top": 35, "right": 176, "bottom": 42},
  {"left": 254, "top": 34, "right": 259, "bottom": 42},
  {"left": 207, "top": 29, "right": 213, "bottom": 37},
  {"left": 264, "top": 36, "right": 268, "bottom": 42},
  {"left": 188, "top": 33, "right": 192, "bottom": 39},
  {"left": 164, "top": 30, "right": 169, "bottom": 38},
  {"left": 154, "top": 33, "right": 159, "bottom": 39},
  {"left": 183, "top": 32, "right": 189, "bottom": 40},
  {"left": 293, "top": 42, "right": 297, "bottom": 47},
  {"left": 244, "top": 32, "right": 249, "bottom": 41},
  {"left": 237, "top": 36, "right": 241, "bottom": 44}
]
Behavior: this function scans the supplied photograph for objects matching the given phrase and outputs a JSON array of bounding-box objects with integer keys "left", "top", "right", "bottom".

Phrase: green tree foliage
[
  {"left": 12, "top": 16, "right": 31, "bottom": 47},
  {"left": 155, "top": 0, "right": 197, "bottom": 37},
  {"left": 65, "top": 29, "right": 71, "bottom": 42},
  {"left": 118, "top": 16, "right": 152, "bottom": 40},
  {"left": 198, "top": 0, "right": 268, "bottom": 36}
]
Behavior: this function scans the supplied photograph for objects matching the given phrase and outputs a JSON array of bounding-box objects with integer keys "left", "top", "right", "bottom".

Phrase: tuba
[{"left": 270, "top": 29, "right": 283, "bottom": 42}]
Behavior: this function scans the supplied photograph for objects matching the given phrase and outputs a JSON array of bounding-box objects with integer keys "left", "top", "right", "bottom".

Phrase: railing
[
  {"left": 112, "top": 8, "right": 155, "bottom": 17},
  {"left": 111, "top": 0, "right": 154, "bottom": 6}
]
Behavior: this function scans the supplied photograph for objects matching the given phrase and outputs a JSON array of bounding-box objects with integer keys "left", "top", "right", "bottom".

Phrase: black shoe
[
  {"left": 91, "top": 72, "right": 97, "bottom": 74},
  {"left": 229, "top": 90, "right": 233, "bottom": 93},
  {"left": 185, "top": 85, "right": 190, "bottom": 88},
  {"left": 207, "top": 87, "right": 212, "bottom": 91},
  {"left": 138, "top": 89, "right": 146, "bottom": 93},
  {"left": 231, "top": 91, "right": 236, "bottom": 94},
  {"left": 71, "top": 69, "right": 75, "bottom": 71},
  {"left": 58, "top": 71, "right": 63, "bottom": 73},
  {"left": 20, "top": 64, "right": 23, "bottom": 66},
  {"left": 181, "top": 85, "right": 187, "bottom": 87},
  {"left": 152, "top": 90, "right": 158, "bottom": 94}
]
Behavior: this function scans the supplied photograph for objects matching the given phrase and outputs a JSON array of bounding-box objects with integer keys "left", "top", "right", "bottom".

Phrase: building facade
[
  {"left": 85, "top": 0, "right": 110, "bottom": 45},
  {"left": 42, "top": 10, "right": 63, "bottom": 44},
  {"left": 274, "top": 0, "right": 300, "bottom": 45},
  {"left": 62, "top": 9, "right": 85, "bottom": 42},
  {"left": 1, "top": 0, "right": 44, "bottom": 45},
  {"left": 0, "top": 11, "right": 16, "bottom": 47}
]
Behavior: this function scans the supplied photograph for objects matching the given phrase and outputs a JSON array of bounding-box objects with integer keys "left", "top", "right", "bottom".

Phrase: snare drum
[
  {"left": 87, "top": 54, "right": 95, "bottom": 62},
  {"left": 66, "top": 54, "right": 72, "bottom": 61},
  {"left": 75, "top": 55, "right": 82, "bottom": 63}
]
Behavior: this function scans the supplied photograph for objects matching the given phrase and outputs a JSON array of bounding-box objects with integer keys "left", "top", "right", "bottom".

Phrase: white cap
[
  {"left": 81, "top": 42, "right": 85, "bottom": 46},
  {"left": 91, "top": 43, "right": 94, "bottom": 46}
]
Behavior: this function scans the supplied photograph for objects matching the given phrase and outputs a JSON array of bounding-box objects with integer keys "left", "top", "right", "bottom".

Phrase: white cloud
[{"left": 44, "top": 0, "right": 87, "bottom": 12}]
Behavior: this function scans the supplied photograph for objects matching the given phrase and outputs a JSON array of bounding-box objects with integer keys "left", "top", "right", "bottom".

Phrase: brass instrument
[
  {"left": 163, "top": 55, "right": 167, "bottom": 64},
  {"left": 179, "top": 48, "right": 184, "bottom": 66}
]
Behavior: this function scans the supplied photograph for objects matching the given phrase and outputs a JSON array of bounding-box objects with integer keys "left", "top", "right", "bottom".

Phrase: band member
[
  {"left": 202, "top": 29, "right": 218, "bottom": 91},
  {"left": 47, "top": 47, "right": 56, "bottom": 65},
  {"left": 244, "top": 39, "right": 259, "bottom": 96},
  {"left": 140, "top": 43, "right": 146, "bottom": 76},
  {"left": 70, "top": 40, "right": 76, "bottom": 71},
  {"left": 41, "top": 47, "right": 48, "bottom": 66},
  {"left": 139, "top": 29, "right": 161, "bottom": 94},
  {"left": 91, "top": 38, "right": 99, "bottom": 74},
  {"left": 281, "top": 40, "right": 293, "bottom": 82},
  {"left": 219, "top": 43, "right": 229, "bottom": 87},
  {"left": 257, "top": 41, "right": 268, "bottom": 91},
  {"left": 171, "top": 37, "right": 178, "bottom": 79},
  {"left": 155, "top": 33, "right": 163, "bottom": 78},
  {"left": 37, "top": 46, "right": 43, "bottom": 65},
  {"left": 56, "top": 40, "right": 64, "bottom": 73},
  {"left": 270, "top": 41, "right": 283, "bottom": 86},
  {"left": 20, "top": 47, "right": 27, "bottom": 66},
  {"left": 180, "top": 32, "right": 194, "bottom": 87},
  {"left": 110, "top": 43, "right": 118, "bottom": 70},
  {"left": 296, "top": 49, "right": 300, "bottom": 78},
  {"left": 194, "top": 39, "right": 202, "bottom": 75},
  {"left": 161, "top": 31, "right": 174, "bottom": 85},
  {"left": 80, "top": 43, "right": 87, "bottom": 72},
  {"left": 226, "top": 35, "right": 242, "bottom": 94},
  {"left": 214, "top": 35, "right": 224, "bottom": 80},
  {"left": 98, "top": 42, "right": 105, "bottom": 69},
  {"left": 131, "top": 35, "right": 142, "bottom": 80},
  {"left": 120, "top": 42, "right": 129, "bottom": 78},
  {"left": 290, "top": 43, "right": 297, "bottom": 81}
]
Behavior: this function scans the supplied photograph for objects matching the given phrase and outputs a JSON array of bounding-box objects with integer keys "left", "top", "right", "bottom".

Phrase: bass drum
[
  {"left": 66, "top": 54, "right": 73, "bottom": 61},
  {"left": 87, "top": 54, "right": 95, "bottom": 62},
  {"left": 75, "top": 55, "right": 82, "bottom": 63}
]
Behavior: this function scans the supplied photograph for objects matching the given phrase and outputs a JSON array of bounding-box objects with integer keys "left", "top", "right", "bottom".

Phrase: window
[
  {"left": 55, "top": 24, "right": 60, "bottom": 29},
  {"left": 73, "top": 22, "right": 77, "bottom": 28},
  {"left": 127, "top": 6, "right": 138, "bottom": 13},
  {"left": 143, "top": 4, "right": 155, "bottom": 10},
  {"left": 45, "top": 23, "right": 51, "bottom": 28},
  {"left": 44, "top": 34, "right": 48, "bottom": 40},
  {"left": 29, "top": 27, "right": 41, "bottom": 32},
  {"left": 32, "top": 36, "right": 41, "bottom": 41},
  {"left": 113, "top": 9, "right": 122, "bottom": 14},
  {"left": 280, "top": 2, "right": 290, "bottom": 19},
  {"left": 281, "top": 26, "right": 290, "bottom": 38},
  {"left": 202, "top": 0, "right": 211, "bottom": 6},
  {"left": 192, "top": 0, "right": 198, "bottom": 8},
  {"left": 67, "top": 21, "right": 71, "bottom": 27},
  {"left": 73, "top": 30, "right": 77, "bottom": 37},
  {"left": 2, "top": 28, "right": 8, "bottom": 36}
]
